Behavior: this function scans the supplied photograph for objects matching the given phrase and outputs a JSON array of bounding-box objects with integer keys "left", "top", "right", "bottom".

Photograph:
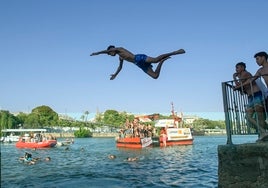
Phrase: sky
[{"left": 1, "top": 0, "right": 267, "bottom": 120}]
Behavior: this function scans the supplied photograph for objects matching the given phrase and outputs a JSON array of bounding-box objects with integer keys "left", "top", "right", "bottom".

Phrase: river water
[{"left": 1, "top": 135, "right": 257, "bottom": 188}]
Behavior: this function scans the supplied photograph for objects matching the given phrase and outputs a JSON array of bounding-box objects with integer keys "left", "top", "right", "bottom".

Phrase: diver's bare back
[{"left": 116, "top": 47, "right": 135, "bottom": 62}]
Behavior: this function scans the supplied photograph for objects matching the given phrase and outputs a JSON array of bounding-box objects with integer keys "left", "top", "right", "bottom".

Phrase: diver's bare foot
[
  {"left": 172, "top": 49, "right": 185, "bottom": 55},
  {"left": 174, "top": 49, "right": 185, "bottom": 54}
]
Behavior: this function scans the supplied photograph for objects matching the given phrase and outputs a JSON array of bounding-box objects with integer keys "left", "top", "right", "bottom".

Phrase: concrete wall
[
  {"left": 92, "top": 132, "right": 117, "bottom": 138},
  {"left": 47, "top": 133, "right": 74, "bottom": 138},
  {"left": 218, "top": 143, "right": 268, "bottom": 187},
  {"left": 47, "top": 132, "right": 118, "bottom": 138}
]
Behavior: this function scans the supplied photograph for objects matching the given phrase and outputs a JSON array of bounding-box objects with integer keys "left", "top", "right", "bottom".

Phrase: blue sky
[{"left": 1, "top": 0, "right": 267, "bottom": 120}]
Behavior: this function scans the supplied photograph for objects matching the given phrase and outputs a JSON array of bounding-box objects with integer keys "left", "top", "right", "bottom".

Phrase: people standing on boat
[
  {"left": 160, "top": 128, "right": 167, "bottom": 147},
  {"left": 34, "top": 133, "right": 42, "bottom": 142},
  {"left": 133, "top": 126, "right": 139, "bottom": 137},
  {"left": 119, "top": 118, "right": 154, "bottom": 139},
  {"left": 233, "top": 62, "right": 267, "bottom": 141},
  {"left": 147, "top": 124, "right": 153, "bottom": 137},
  {"left": 139, "top": 124, "right": 145, "bottom": 138},
  {"left": 90, "top": 45, "right": 185, "bottom": 80},
  {"left": 118, "top": 129, "right": 124, "bottom": 138}
]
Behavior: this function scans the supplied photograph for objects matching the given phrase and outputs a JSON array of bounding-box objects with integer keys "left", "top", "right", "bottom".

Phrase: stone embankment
[
  {"left": 218, "top": 142, "right": 268, "bottom": 187},
  {"left": 48, "top": 132, "right": 118, "bottom": 138}
]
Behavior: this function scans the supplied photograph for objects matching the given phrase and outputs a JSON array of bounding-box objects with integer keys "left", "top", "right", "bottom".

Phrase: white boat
[
  {"left": 1, "top": 129, "right": 52, "bottom": 145},
  {"left": 154, "top": 119, "right": 194, "bottom": 146},
  {"left": 8, "top": 128, "right": 58, "bottom": 149},
  {"left": 153, "top": 103, "right": 194, "bottom": 147},
  {"left": 57, "top": 138, "right": 74, "bottom": 146},
  {"left": 1, "top": 129, "right": 20, "bottom": 143}
]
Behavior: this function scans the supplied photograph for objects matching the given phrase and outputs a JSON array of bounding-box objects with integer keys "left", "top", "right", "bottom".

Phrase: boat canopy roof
[{"left": 2, "top": 129, "right": 47, "bottom": 133}]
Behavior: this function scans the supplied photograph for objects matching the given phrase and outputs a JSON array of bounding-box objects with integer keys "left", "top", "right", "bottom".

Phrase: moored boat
[
  {"left": 1, "top": 129, "right": 21, "bottom": 143},
  {"left": 116, "top": 103, "right": 193, "bottom": 148},
  {"left": 16, "top": 139, "right": 57, "bottom": 148},
  {"left": 155, "top": 103, "right": 194, "bottom": 147},
  {"left": 116, "top": 137, "right": 152, "bottom": 149},
  {"left": 57, "top": 138, "right": 74, "bottom": 146},
  {"left": 11, "top": 128, "right": 57, "bottom": 149},
  {"left": 1, "top": 133, "right": 20, "bottom": 143},
  {"left": 158, "top": 126, "right": 193, "bottom": 147}
]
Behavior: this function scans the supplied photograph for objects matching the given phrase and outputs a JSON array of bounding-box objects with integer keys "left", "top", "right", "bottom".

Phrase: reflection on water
[{"left": 1, "top": 135, "right": 257, "bottom": 188}]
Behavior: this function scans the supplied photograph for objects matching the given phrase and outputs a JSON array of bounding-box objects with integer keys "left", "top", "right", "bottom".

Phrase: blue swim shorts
[
  {"left": 134, "top": 54, "right": 152, "bottom": 72},
  {"left": 247, "top": 91, "right": 263, "bottom": 108}
]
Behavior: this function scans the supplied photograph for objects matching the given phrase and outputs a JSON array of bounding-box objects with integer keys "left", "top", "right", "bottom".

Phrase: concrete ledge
[{"left": 218, "top": 143, "right": 268, "bottom": 187}]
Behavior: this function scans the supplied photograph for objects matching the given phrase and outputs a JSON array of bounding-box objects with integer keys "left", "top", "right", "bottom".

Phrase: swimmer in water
[
  {"left": 108, "top": 154, "right": 116, "bottom": 159},
  {"left": 45, "top": 157, "right": 51, "bottom": 161},
  {"left": 125, "top": 157, "right": 138, "bottom": 162}
]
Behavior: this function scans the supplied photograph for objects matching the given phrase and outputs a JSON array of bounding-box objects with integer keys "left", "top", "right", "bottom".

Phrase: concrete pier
[{"left": 218, "top": 143, "right": 268, "bottom": 187}]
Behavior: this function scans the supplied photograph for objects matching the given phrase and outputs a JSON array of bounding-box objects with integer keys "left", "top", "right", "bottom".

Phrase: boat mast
[{"left": 171, "top": 102, "right": 177, "bottom": 128}]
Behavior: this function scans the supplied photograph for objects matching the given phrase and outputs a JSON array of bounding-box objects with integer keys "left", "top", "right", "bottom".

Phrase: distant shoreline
[{"left": 50, "top": 132, "right": 226, "bottom": 138}]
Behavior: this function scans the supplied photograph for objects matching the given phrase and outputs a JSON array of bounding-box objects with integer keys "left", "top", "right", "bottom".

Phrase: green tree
[
  {"left": 192, "top": 118, "right": 226, "bottom": 130},
  {"left": 74, "top": 127, "right": 92, "bottom": 138},
  {"left": 16, "top": 112, "right": 28, "bottom": 127},
  {"left": 193, "top": 118, "right": 211, "bottom": 129},
  {"left": 24, "top": 105, "right": 59, "bottom": 128},
  {"left": 80, "top": 115, "right": 85, "bottom": 122},
  {"left": 58, "top": 119, "right": 72, "bottom": 127},
  {"left": 0, "top": 110, "right": 9, "bottom": 129},
  {"left": 103, "top": 110, "right": 120, "bottom": 126},
  {"left": 24, "top": 113, "right": 40, "bottom": 128},
  {"left": 0, "top": 110, "right": 20, "bottom": 130},
  {"left": 95, "top": 112, "right": 103, "bottom": 123},
  {"left": 32, "top": 105, "right": 58, "bottom": 126},
  {"left": 102, "top": 110, "right": 134, "bottom": 128},
  {"left": 8, "top": 116, "right": 15, "bottom": 129},
  {"left": 219, "top": 120, "right": 226, "bottom": 129}
]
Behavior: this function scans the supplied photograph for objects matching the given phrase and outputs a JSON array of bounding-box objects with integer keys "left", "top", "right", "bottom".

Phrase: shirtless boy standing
[{"left": 233, "top": 62, "right": 267, "bottom": 141}]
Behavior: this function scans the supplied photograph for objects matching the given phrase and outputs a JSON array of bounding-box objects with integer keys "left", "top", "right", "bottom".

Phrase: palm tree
[
  {"left": 80, "top": 115, "right": 85, "bottom": 122},
  {"left": 84, "top": 111, "right": 89, "bottom": 122}
]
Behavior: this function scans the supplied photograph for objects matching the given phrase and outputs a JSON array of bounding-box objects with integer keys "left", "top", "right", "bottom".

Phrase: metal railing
[{"left": 222, "top": 78, "right": 267, "bottom": 144}]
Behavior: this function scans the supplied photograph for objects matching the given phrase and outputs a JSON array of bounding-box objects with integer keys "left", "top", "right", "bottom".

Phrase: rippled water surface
[{"left": 1, "top": 135, "right": 256, "bottom": 188}]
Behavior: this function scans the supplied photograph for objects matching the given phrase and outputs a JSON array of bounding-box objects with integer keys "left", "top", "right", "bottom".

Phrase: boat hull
[
  {"left": 116, "top": 137, "right": 153, "bottom": 149},
  {"left": 160, "top": 138, "right": 193, "bottom": 147},
  {"left": 16, "top": 140, "right": 57, "bottom": 149}
]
